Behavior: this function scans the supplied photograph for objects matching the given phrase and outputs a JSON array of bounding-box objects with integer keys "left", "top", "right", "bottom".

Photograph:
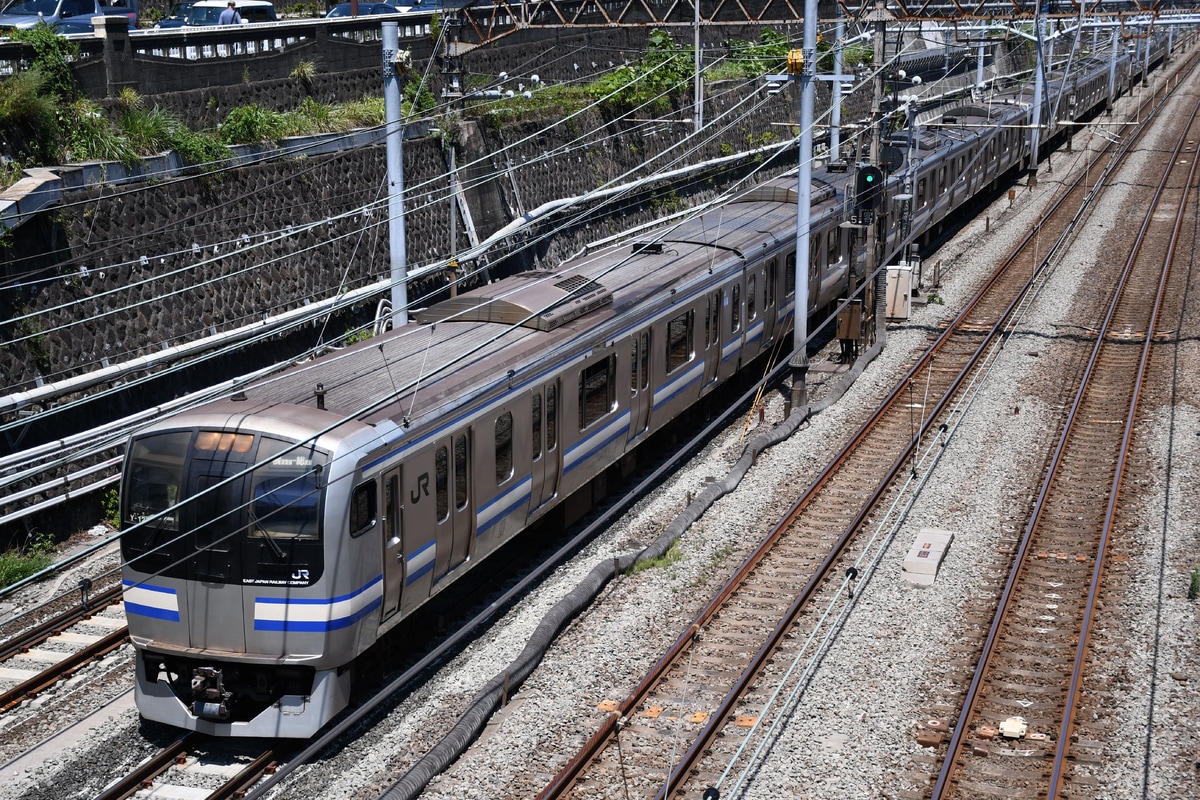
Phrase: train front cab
[{"left": 120, "top": 413, "right": 374, "bottom": 737}]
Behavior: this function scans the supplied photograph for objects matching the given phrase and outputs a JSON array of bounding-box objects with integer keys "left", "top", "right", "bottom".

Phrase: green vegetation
[
  {"left": 707, "top": 29, "right": 789, "bottom": 81},
  {"left": 629, "top": 539, "right": 684, "bottom": 575},
  {"left": 279, "top": 1, "right": 323, "bottom": 17},
  {"left": 10, "top": 24, "right": 79, "bottom": 101},
  {"left": 0, "top": 532, "right": 56, "bottom": 589},
  {"left": 1189, "top": 566, "right": 1199, "bottom": 601},
  {"left": 102, "top": 487, "right": 121, "bottom": 530},
  {"left": 591, "top": 29, "right": 692, "bottom": 114},
  {"left": 343, "top": 326, "right": 373, "bottom": 345}
]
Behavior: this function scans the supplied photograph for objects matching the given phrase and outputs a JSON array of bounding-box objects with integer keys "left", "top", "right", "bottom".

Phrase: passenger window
[
  {"left": 455, "top": 435, "right": 468, "bottom": 509},
  {"left": 349, "top": 481, "right": 377, "bottom": 537},
  {"left": 785, "top": 253, "right": 796, "bottom": 296},
  {"left": 731, "top": 285, "right": 741, "bottom": 333},
  {"left": 435, "top": 446, "right": 449, "bottom": 522},
  {"left": 747, "top": 276, "right": 757, "bottom": 321},
  {"left": 917, "top": 177, "right": 927, "bottom": 207},
  {"left": 827, "top": 230, "right": 841, "bottom": 269},
  {"left": 667, "top": 310, "right": 694, "bottom": 372},
  {"left": 495, "top": 411, "right": 513, "bottom": 484},
  {"left": 579, "top": 356, "right": 616, "bottom": 429},
  {"left": 546, "top": 385, "right": 557, "bottom": 451}
]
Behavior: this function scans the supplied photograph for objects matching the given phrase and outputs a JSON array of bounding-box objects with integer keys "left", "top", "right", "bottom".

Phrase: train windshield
[
  {"left": 249, "top": 438, "right": 322, "bottom": 541},
  {"left": 121, "top": 430, "right": 327, "bottom": 585}
]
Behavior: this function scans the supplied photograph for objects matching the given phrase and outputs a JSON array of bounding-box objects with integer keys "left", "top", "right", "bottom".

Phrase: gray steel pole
[
  {"left": 832, "top": 12, "right": 844, "bottom": 158},
  {"left": 383, "top": 21, "right": 408, "bottom": 328},
  {"left": 1108, "top": 28, "right": 1118, "bottom": 111},
  {"left": 976, "top": 37, "right": 986, "bottom": 98},
  {"left": 789, "top": 0, "right": 818, "bottom": 412},
  {"left": 1029, "top": 20, "right": 1045, "bottom": 174}
]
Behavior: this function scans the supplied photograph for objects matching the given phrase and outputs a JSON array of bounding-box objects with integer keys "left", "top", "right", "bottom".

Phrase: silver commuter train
[{"left": 118, "top": 39, "right": 1155, "bottom": 737}]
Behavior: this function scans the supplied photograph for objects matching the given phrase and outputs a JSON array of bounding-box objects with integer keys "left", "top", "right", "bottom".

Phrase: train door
[
  {"left": 432, "top": 433, "right": 472, "bottom": 582},
  {"left": 628, "top": 330, "right": 652, "bottom": 442},
  {"left": 530, "top": 380, "right": 560, "bottom": 511},
  {"left": 704, "top": 290, "right": 720, "bottom": 385},
  {"left": 182, "top": 459, "right": 248, "bottom": 653},
  {"left": 380, "top": 466, "right": 404, "bottom": 622}
]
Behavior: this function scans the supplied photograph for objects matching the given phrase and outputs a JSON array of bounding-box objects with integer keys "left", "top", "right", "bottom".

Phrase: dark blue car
[
  {"left": 154, "top": 0, "right": 194, "bottom": 28},
  {"left": 325, "top": 2, "right": 400, "bottom": 16}
]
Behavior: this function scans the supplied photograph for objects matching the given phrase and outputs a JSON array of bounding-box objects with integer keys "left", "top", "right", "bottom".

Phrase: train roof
[{"left": 201, "top": 177, "right": 803, "bottom": 440}]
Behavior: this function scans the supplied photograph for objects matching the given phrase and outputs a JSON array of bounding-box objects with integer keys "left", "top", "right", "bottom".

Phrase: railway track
[
  {"left": 0, "top": 583, "right": 127, "bottom": 713},
  {"left": 93, "top": 733, "right": 282, "bottom": 800},
  {"left": 926, "top": 73, "right": 1200, "bottom": 800},
  {"left": 536, "top": 57, "right": 1192, "bottom": 800}
]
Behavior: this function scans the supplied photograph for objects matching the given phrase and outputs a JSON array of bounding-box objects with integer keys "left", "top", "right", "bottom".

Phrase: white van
[{"left": 185, "top": 0, "right": 276, "bottom": 25}]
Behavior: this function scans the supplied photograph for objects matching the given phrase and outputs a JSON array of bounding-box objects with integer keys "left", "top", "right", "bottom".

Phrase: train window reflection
[
  {"left": 580, "top": 356, "right": 616, "bottom": 429},
  {"left": 495, "top": 411, "right": 514, "bottom": 484},
  {"left": 250, "top": 439, "right": 324, "bottom": 540},
  {"left": 667, "top": 310, "right": 694, "bottom": 372},
  {"left": 349, "top": 481, "right": 376, "bottom": 538},
  {"left": 436, "top": 446, "right": 449, "bottom": 522},
  {"left": 125, "top": 431, "right": 191, "bottom": 529}
]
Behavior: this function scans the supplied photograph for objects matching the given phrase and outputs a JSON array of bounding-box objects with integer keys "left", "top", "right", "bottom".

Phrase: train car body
[{"left": 119, "top": 39, "right": 1151, "bottom": 737}]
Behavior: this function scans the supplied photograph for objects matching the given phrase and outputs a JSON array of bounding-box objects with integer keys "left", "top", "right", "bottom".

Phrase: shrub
[
  {"left": 9, "top": 23, "right": 79, "bottom": 101},
  {"left": 590, "top": 29, "right": 692, "bottom": 114},
  {"left": 1189, "top": 566, "right": 1199, "bottom": 601},
  {"left": 221, "top": 103, "right": 289, "bottom": 144},
  {"left": 0, "top": 532, "right": 56, "bottom": 589},
  {"left": 63, "top": 99, "right": 139, "bottom": 166},
  {"left": 0, "top": 69, "right": 61, "bottom": 166}
]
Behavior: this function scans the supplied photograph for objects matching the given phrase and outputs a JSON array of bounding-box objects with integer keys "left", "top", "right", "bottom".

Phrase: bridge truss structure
[{"left": 454, "top": 0, "right": 1200, "bottom": 40}]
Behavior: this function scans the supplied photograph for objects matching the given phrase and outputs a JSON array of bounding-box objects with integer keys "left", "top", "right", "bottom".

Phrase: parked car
[
  {"left": 184, "top": 0, "right": 274, "bottom": 25},
  {"left": 0, "top": 0, "right": 138, "bottom": 31},
  {"left": 154, "top": 0, "right": 194, "bottom": 28},
  {"left": 325, "top": 2, "right": 400, "bottom": 16}
]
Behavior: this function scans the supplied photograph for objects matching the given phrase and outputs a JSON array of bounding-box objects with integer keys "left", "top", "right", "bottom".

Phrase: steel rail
[
  {"left": 0, "top": 584, "right": 122, "bottom": 662},
  {"left": 209, "top": 748, "right": 281, "bottom": 800},
  {"left": 93, "top": 735, "right": 194, "bottom": 800},
  {"left": 1046, "top": 86, "right": 1200, "bottom": 800},
  {"left": 0, "top": 626, "right": 128, "bottom": 712},
  {"left": 538, "top": 46, "right": 1190, "bottom": 799},
  {"left": 930, "top": 72, "right": 1200, "bottom": 800}
]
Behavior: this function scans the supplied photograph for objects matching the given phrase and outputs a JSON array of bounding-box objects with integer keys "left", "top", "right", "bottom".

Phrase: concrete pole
[
  {"left": 975, "top": 37, "right": 986, "bottom": 99},
  {"left": 1029, "top": 20, "right": 1045, "bottom": 175},
  {"left": 789, "top": 0, "right": 818, "bottom": 413},
  {"left": 1108, "top": 28, "right": 1119, "bottom": 111},
  {"left": 852, "top": 0, "right": 888, "bottom": 361},
  {"left": 383, "top": 22, "right": 408, "bottom": 328},
  {"left": 832, "top": 11, "right": 844, "bottom": 159}
]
